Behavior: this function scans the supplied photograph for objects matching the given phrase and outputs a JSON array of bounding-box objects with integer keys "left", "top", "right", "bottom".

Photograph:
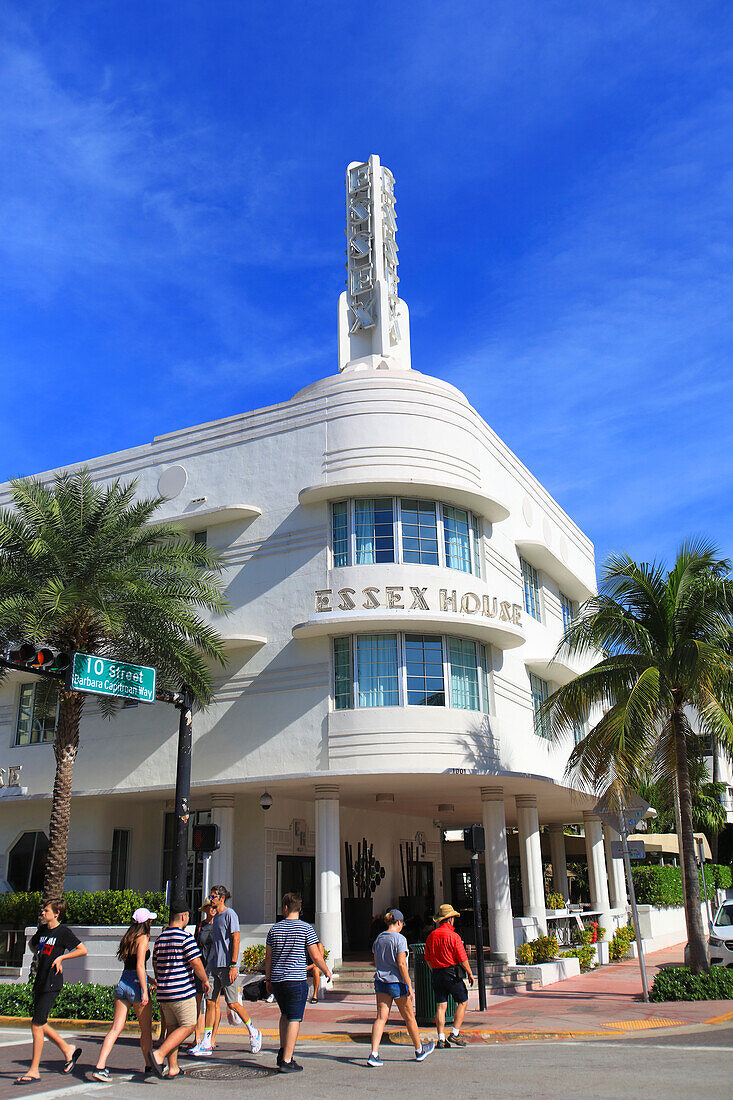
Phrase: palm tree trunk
[
  {"left": 712, "top": 735, "right": 720, "bottom": 864},
  {"left": 42, "top": 691, "right": 84, "bottom": 901},
  {"left": 673, "top": 706, "right": 708, "bottom": 973}
]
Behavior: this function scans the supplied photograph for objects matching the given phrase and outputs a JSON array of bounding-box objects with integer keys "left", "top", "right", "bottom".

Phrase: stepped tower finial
[{"left": 338, "top": 155, "right": 411, "bottom": 372}]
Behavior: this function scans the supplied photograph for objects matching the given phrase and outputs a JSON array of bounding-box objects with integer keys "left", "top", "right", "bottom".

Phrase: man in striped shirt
[
  {"left": 266, "top": 893, "right": 331, "bottom": 1074},
  {"left": 150, "top": 909, "right": 211, "bottom": 1079}
]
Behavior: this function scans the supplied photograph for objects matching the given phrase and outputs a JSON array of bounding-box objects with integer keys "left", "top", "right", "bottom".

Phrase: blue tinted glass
[{"left": 405, "top": 634, "right": 445, "bottom": 706}]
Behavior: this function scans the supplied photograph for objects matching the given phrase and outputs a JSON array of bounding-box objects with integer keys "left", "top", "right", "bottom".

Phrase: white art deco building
[{"left": 0, "top": 157, "right": 631, "bottom": 965}]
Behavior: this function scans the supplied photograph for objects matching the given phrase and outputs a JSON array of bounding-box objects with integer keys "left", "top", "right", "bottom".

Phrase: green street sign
[{"left": 69, "top": 652, "right": 156, "bottom": 704}]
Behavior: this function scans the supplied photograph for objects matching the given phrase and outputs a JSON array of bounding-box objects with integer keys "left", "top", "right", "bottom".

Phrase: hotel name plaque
[{"left": 313, "top": 585, "right": 522, "bottom": 625}]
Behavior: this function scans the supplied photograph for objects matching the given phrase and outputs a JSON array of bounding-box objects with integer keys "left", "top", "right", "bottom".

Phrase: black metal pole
[
  {"left": 171, "top": 687, "right": 193, "bottom": 914},
  {"left": 470, "top": 850, "right": 487, "bottom": 1011}
]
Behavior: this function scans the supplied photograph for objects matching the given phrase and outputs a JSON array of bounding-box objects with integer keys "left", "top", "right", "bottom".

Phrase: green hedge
[
  {"left": 631, "top": 864, "right": 732, "bottom": 908},
  {"left": 0, "top": 981, "right": 161, "bottom": 1021},
  {"left": 0, "top": 891, "right": 169, "bottom": 928},
  {"left": 650, "top": 966, "right": 733, "bottom": 1002}
]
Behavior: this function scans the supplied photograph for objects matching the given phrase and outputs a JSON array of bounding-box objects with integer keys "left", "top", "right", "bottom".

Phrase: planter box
[{"left": 521, "top": 957, "right": 581, "bottom": 985}]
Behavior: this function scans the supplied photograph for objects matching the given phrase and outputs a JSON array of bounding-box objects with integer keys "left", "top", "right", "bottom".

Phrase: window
[
  {"left": 405, "top": 634, "right": 445, "bottom": 706},
  {"left": 15, "top": 681, "right": 60, "bottom": 746},
  {"left": 530, "top": 673, "right": 551, "bottom": 739},
  {"left": 110, "top": 829, "right": 130, "bottom": 890},
  {"left": 333, "top": 636, "right": 353, "bottom": 710},
  {"left": 193, "top": 529, "right": 207, "bottom": 547},
  {"left": 331, "top": 501, "right": 349, "bottom": 567},
  {"left": 162, "top": 808, "right": 211, "bottom": 914},
  {"left": 355, "top": 498, "right": 395, "bottom": 563},
  {"left": 560, "top": 592, "right": 576, "bottom": 631},
  {"left": 329, "top": 496, "right": 482, "bottom": 574},
  {"left": 521, "top": 557, "right": 542, "bottom": 622},
  {"left": 356, "top": 634, "right": 399, "bottom": 706},
  {"left": 443, "top": 505, "right": 472, "bottom": 574},
  {"left": 334, "top": 633, "right": 490, "bottom": 711},
  {"left": 7, "top": 831, "right": 48, "bottom": 892},
  {"left": 400, "top": 499, "right": 439, "bottom": 565}
]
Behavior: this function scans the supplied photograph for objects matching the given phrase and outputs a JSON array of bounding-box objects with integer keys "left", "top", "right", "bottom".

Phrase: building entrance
[{"left": 276, "top": 855, "right": 315, "bottom": 922}]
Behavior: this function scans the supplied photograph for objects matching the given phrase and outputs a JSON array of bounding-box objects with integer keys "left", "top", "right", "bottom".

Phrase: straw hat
[{"left": 433, "top": 903, "right": 461, "bottom": 923}]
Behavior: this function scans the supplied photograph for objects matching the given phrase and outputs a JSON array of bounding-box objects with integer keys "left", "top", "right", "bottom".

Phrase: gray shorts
[{"left": 207, "top": 966, "right": 240, "bottom": 1005}]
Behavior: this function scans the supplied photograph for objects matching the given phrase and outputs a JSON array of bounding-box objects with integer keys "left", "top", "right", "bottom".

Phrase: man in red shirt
[{"left": 424, "top": 904, "right": 475, "bottom": 1048}]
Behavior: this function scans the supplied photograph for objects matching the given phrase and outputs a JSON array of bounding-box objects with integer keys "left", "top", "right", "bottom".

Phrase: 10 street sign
[{"left": 69, "top": 653, "right": 156, "bottom": 704}]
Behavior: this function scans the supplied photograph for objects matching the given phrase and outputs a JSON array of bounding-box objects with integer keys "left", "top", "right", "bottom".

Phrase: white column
[
  {"left": 315, "top": 785, "right": 342, "bottom": 967},
  {"left": 516, "top": 795, "right": 547, "bottom": 935},
  {"left": 481, "top": 787, "right": 516, "bottom": 965},
  {"left": 209, "top": 794, "right": 235, "bottom": 892},
  {"left": 584, "top": 812, "right": 613, "bottom": 939},
  {"left": 604, "top": 826, "right": 628, "bottom": 912},
  {"left": 548, "top": 823, "right": 569, "bottom": 901}
]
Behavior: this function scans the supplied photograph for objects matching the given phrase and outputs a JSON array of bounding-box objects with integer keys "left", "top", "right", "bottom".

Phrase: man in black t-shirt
[{"left": 15, "top": 899, "right": 88, "bottom": 1086}]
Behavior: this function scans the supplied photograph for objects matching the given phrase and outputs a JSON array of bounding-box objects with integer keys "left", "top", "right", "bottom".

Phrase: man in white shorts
[{"left": 191, "top": 885, "right": 262, "bottom": 1056}]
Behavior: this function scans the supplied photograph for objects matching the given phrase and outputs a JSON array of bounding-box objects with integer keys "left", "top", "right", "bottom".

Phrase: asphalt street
[{"left": 1, "top": 1026, "right": 733, "bottom": 1100}]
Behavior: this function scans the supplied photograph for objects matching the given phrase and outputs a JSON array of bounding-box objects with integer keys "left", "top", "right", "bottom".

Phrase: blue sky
[{"left": 1, "top": 0, "right": 731, "bottom": 572}]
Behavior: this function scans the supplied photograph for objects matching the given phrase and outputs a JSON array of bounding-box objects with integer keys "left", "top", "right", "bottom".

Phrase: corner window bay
[{"left": 68, "top": 653, "right": 157, "bottom": 703}]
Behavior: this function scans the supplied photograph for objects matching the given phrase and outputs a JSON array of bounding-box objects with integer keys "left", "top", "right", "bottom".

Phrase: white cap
[{"left": 132, "top": 907, "right": 157, "bottom": 923}]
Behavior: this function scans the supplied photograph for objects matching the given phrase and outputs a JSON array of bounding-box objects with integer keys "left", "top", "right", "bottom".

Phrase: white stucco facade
[{"left": 0, "top": 157, "right": 621, "bottom": 967}]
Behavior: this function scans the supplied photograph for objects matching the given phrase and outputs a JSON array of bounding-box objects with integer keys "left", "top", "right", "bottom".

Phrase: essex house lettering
[{"left": 314, "top": 586, "right": 523, "bottom": 624}]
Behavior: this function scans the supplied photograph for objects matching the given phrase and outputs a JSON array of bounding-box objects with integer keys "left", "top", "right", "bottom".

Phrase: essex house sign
[{"left": 313, "top": 584, "right": 523, "bottom": 625}]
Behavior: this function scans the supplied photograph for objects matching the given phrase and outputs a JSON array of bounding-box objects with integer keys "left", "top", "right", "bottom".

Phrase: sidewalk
[{"left": 3, "top": 942, "right": 731, "bottom": 1044}]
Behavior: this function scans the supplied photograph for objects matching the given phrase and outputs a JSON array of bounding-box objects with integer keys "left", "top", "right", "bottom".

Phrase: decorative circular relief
[
  {"left": 559, "top": 536, "right": 569, "bottom": 563},
  {"left": 157, "top": 465, "right": 188, "bottom": 500},
  {"left": 522, "top": 497, "right": 533, "bottom": 526},
  {"left": 542, "top": 517, "right": 553, "bottom": 545}
]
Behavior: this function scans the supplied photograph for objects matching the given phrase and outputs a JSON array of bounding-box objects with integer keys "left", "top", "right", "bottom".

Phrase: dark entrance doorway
[{"left": 276, "top": 856, "right": 315, "bottom": 922}]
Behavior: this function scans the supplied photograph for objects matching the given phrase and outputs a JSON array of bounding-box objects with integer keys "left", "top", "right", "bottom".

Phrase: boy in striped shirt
[{"left": 150, "top": 909, "right": 211, "bottom": 1079}]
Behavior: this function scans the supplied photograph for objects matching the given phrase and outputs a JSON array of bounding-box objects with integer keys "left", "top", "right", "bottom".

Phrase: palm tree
[
  {"left": 543, "top": 541, "right": 733, "bottom": 973},
  {"left": 0, "top": 469, "right": 228, "bottom": 900},
  {"left": 634, "top": 741, "right": 728, "bottom": 840}
]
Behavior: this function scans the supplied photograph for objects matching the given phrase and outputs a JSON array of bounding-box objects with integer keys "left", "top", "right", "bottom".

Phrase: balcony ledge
[
  {"left": 515, "top": 539, "right": 595, "bottom": 602},
  {"left": 524, "top": 656, "right": 578, "bottom": 686},
  {"left": 163, "top": 505, "right": 261, "bottom": 530},
  {"left": 292, "top": 609, "right": 524, "bottom": 649},
  {"left": 299, "top": 478, "right": 509, "bottom": 523}
]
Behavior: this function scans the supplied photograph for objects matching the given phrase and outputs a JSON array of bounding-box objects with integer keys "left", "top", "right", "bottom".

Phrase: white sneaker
[
  {"left": 191, "top": 1045, "right": 212, "bottom": 1058},
  {"left": 249, "top": 1027, "right": 262, "bottom": 1055},
  {"left": 367, "top": 1053, "right": 383, "bottom": 1067},
  {"left": 182, "top": 1043, "right": 200, "bottom": 1056}
]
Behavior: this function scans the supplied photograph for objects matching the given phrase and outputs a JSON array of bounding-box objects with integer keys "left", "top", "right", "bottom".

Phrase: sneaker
[
  {"left": 91, "top": 1068, "right": 111, "bottom": 1082},
  {"left": 278, "top": 1059, "right": 303, "bottom": 1074},
  {"left": 447, "top": 1034, "right": 466, "bottom": 1047},
  {"left": 415, "top": 1041, "right": 435, "bottom": 1062},
  {"left": 367, "top": 1053, "right": 383, "bottom": 1068},
  {"left": 183, "top": 1043, "right": 201, "bottom": 1056},
  {"left": 436, "top": 1039, "right": 449, "bottom": 1049},
  {"left": 249, "top": 1027, "right": 262, "bottom": 1055},
  {"left": 191, "top": 1045, "right": 212, "bottom": 1058}
]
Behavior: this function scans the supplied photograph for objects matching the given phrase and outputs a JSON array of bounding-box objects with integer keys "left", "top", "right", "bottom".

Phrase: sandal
[
  {"left": 14, "top": 1076, "right": 40, "bottom": 1086},
  {"left": 167, "top": 1069, "right": 187, "bottom": 1078},
  {"left": 64, "top": 1048, "right": 82, "bottom": 1073}
]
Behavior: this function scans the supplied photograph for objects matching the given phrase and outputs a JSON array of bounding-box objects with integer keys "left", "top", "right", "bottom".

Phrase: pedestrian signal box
[
  {"left": 192, "top": 823, "right": 220, "bottom": 853},
  {"left": 463, "top": 824, "right": 485, "bottom": 853}
]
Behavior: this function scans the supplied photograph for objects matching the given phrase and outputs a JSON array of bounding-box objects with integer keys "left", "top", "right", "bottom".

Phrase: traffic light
[
  {"left": 3, "top": 643, "right": 72, "bottom": 677},
  {"left": 191, "top": 823, "right": 220, "bottom": 853},
  {"left": 463, "top": 824, "right": 485, "bottom": 853}
]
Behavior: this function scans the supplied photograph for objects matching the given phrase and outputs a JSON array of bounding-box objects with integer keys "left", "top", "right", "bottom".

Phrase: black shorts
[
  {"left": 32, "top": 989, "right": 60, "bottom": 1025},
  {"left": 431, "top": 968, "right": 468, "bottom": 1005}
]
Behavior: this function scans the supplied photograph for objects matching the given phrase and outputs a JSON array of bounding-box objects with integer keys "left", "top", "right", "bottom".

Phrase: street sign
[
  {"left": 69, "top": 652, "right": 156, "bottom": 704},
  {"left": 593, "top": 786, "right": 650, "bottom": 835},
  {"left": 611, "top": 840, "right": 645, "bottom": 860}
]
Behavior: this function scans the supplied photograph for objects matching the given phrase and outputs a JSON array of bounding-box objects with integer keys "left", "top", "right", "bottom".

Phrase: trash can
[{"left": 412, "top": 943, "right": 456, "bottom": 1026}]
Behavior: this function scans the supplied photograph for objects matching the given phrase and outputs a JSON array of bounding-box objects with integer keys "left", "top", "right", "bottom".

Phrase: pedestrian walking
[
  {"left": 149, "top": 906, "right": 211, "bottom": 1080},
  {"left": 192, "top": 885, "right": 262, "bottom": 1056},
  {"left": 265, "top": 892, "right": 331, "bottom": 1073},
  {"left": 185, "top": 900, "right": 221, "bottom": 1054},
  {"left": 14, "top": 899, "right": 88, "bottom": 1086},
  {"left": 424, "top": 904, "right": 475, "bottom": 1048},
  {"left": 367, "top": 909, "right": 434, "bottom": 1068},
  {"left": 90, "top": 907, "right": 157, "bottom": 1081}
]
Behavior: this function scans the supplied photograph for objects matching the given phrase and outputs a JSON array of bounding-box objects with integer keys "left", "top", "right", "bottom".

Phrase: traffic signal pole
[
  {"left": 470, "top": 850, "right": 487, "bottom": 1010},
  {"left": 171, "top": 687, "right": 193, "bottom": 915}
]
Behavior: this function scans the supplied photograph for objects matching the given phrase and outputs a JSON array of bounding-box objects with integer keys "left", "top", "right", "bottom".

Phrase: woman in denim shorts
[
  {"left": 91, "top": 907, "right": 157, "bottom": 1081},
  {"left": 367, "top": 910, "right": 434, "bottom": 1068}
]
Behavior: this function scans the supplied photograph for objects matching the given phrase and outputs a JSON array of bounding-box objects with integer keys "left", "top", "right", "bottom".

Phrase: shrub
[
  {"left": 516, "top": 942, "right": 534, "bottom": 965},
  {"left": 631, "top": 865, "right": 730, "bottom": 908},
  {"left": 240, "top": 944, "right": 267, "bottom": 973},
  {"left": 0, "top": 891, "right": 169, "bottom": 928},
  {"left": 545, "top": 892, "right": 565, "bottom": 910},
  {"left": 650, "top": 966, "right": 733, "bottom": 1002},
  {"left": 561, "top": 946, "right": 595, "bottom": 970},
  {"left": 609, "top": 924, "right": 636, "bottom": 962},
  {"left": 0, "top": 981, "right": 161, "bottom": 1021}
]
